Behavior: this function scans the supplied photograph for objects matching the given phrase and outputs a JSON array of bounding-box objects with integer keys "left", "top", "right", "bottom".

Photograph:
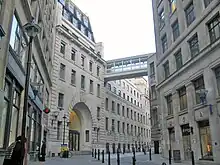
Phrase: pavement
[{"left": 29, "top": 152, "right": 220, "bottom": 165}]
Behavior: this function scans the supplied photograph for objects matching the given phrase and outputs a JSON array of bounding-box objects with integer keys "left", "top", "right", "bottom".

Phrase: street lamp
[
  {"left": 63, "top": 115, "right": 67, "bottom": 145},
  {"left": 21, "top": 18, "right": 41, "bottom": 165}
]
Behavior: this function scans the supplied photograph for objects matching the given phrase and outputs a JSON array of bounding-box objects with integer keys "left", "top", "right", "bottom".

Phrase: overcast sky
[{"left": 73, "top": 0, "right": 156, "bottom": 60}]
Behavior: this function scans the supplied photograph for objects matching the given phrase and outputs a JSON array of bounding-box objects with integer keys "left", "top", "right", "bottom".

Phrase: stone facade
[
  {"left": 0, "top": 0, "right": 55, "bottom": 164},
  {"left": 152, "top": 0, "right": 220, "bottom": 163},
  {"left": 47, "top": 0, "right": 151, "bottom": 156}
]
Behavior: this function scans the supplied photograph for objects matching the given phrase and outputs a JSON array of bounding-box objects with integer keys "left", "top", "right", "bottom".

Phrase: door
[
  {"left": 154, "top": 141, "right": 159, "bottom": 154},
  {"left": 200, "top": 126, "right": 213, "bottom": 160},
  {"left": 69, "top": 130, "right": 80, "bottom": 151},
  {"left": 183, "top": 135, "right": 191, "bottom": 160},
  {"left": 106, "top": 143, "right": 109, "bottom": 153},
  {"left": 112, "top": 143, "right": 116, "bottom": 154}
]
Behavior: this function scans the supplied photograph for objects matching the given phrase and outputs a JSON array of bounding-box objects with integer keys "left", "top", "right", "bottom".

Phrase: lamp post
[
  {"left": 63, "top": 115, "right": 67, "bottom": 144},
  {"left": 20, "top": 19, "right": 41, "bottom": 165}
]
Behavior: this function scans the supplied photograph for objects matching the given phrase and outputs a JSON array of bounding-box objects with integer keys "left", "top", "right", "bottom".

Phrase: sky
[{"left": 73, "top": 0, "right": 156, "bottom": 60}]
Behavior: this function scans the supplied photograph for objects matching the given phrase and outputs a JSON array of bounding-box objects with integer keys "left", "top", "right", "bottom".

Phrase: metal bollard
[
  {"left": 169, "top": 150, "right": 172, "bottom": 165},
  {"left": 117, "top": 149, "right": 120, "bottom": 165},
  {"left": 92, "top": 149, "right": 94, "bottom": 157},
  {"left": 149, "top": 148, "right": 152, "bottom": 161},
  {"left": 95, "top": 149, "right": 97, "bottom": 159},
  {"left": 102, "top": 150, "right": 105, "bottom": 163},
  {"left": 191, "top": 151, "right": 195, "bottom": 165},
  {"left": 132, "top": 149, "right": 136, "bottom": 165},
  {"left": 98, "top": 149, "right": 100, "bottom": 160},
  {"left": 108, "top": 151, "right": 111, "bottom": 165}
]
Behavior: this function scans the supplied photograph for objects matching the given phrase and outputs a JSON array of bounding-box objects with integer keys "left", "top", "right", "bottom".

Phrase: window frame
[
  {"left": 166, "top": 94, "right": 173, "bottom": 115},
  {"left": 188, "top": 33, "right": 199, "bottom": 57},
  {"left": 163, "top": 61, "right": 170, "bottom": 79},
  {"left": 174, "top": 50, "right": 183, "bottom": 70},
  {"left": 172, "top": 20, "right": 180, "bottom": 41},
  {"left": 185, "top": 2, "right": 196, "bottom": 26},
  {"left": 179, "top": 86, "right": 187, "bottom": 110},
  {"left": 161, "top": 34, "right": 168, "bottom": 53}
]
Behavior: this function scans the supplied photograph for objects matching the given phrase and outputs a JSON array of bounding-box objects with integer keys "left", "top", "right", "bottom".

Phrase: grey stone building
[
  {"left": 0, "top": 0, "right": 56, "bottom": 163},
  {"left": 152, "top": 0, "right": 220, "bottom": 163},
  {"left": 47, "top": 0, "right": 151, "bottom": 156}
]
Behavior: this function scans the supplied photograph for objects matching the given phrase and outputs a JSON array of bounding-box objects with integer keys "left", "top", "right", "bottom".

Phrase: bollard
[
  {"left": 102, "top": 150, "right": 105, "bottom": 163},
  {"left": 98, "top": 149, "right": 100, "bottom": 160},
  {"left": 117, "top": 149, "right": 120, "bottom": 165},
  {"left": 95, "top": 149, "right": 97, "bottom": 159},
  {"left": 191, "top": 151, "right": 195, "bottom": 165},
  {"left": 168, "top": 150, "right": 172, "bottom": 165},
  {"left": 108, "top": 151, "right": 111, "bottom": 165},
  {"left": 92, "top": 149, "right": 94, "bottom": 157},
  {"left": 149, "top": 148, "right": 152, "bottom": 161},
  {"left": 132, "top": 149, "right": 136, "bottom": 165}
]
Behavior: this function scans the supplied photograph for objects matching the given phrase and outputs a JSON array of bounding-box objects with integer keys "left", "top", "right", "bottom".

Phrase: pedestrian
[
  {"left": 3, "top": 136, "right": 27, "bottom": 165},
  {"left": 40, "top": 141, "right": 46, "bottom": 162}
]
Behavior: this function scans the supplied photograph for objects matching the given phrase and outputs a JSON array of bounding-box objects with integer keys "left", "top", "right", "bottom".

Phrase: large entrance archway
[{"left": 69, "top": 102, "right": 92, "bottom": 152}]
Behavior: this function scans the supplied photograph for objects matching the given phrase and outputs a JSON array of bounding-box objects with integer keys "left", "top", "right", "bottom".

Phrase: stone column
[
  {"left": 204, "top": 68, "right": 220, "bottom": 163},
  {"left": 172, "top": 90, "right": 184, "bottom": 160},
  {"left": 186, "top": 82, "right": 201, "bottom": 160}
]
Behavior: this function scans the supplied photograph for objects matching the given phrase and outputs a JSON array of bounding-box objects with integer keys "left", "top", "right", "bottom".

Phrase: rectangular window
[
  {"left": 193, "top": 76, "right": 205, "bottom": 104},
  {"left": 89, "top": 61, "right": 93, "bottom": 72},
  {"left": 172, "top": 20, "right": 180, "bottom": 41},
  {"left": 60, "top": 41, "right": 65, "bottom": 54},
  {"left": 131, "top": 125, "right": 133, "bottom": 135},
  {"left": 105, "top": 117, "right": 109, "bottom": 130},
  {"left": 122, "top": 106, "right": 125, "bottom": 116},
  {"left": 122, "top": 122, "right": 125, "bottom": 133},
  {"left": 58, "top": 93, "right": 64, "bottom": 108},
  {"left": 163, "top": 61, "right": 170, "bottom": 79},
  {"left": 81, "top": 56, "right": 85, "bottom": 67},
  {"left": 107, "top": 83, "right": 111, "bottom": 91},
  {"left": 135, "top": 126, "right": 137, "bottom": 136},
  {"left": 9, "top": 14, "right": 27, "bottom": 66},
  {"left": 118, "top": 90, "right": 121, "bottom": 97},
  {"left": 85, "top": 130, "right": 89, "bottom": 142},
  {"left": 117, "top": 121, "right": 120, "bottom": 132},
  {"left": 105, "top": 98, "right": 109, "bottom": 110},
  {"left": 81, "top": 75, "right": 85, "bottom": 89},
  {"left": 204, "top": 0, "right": 213, "bottom": 8},
  {"left": 57, "top": 121, "right": 62, "bottom": 140},
  {"left": 166, "top": 94, "right": 173, "bottom": 115},
  {"left": 97, "top": 66, "right": 100, "bottom": 77},
  {"left": 185, "top": 2, "right": 195, "bottom": 26},
  {"left": 117, "top": 103, "right": 120, "bottom": 115},
  {"left": 71, "top": 48, "right": 76, "bottom": 61},
  {"left": 188, "top": 34, "right": 199, "bottom": 57},
  {"left": 113, "top": 87, "right": 116, "bottom": 94},
  {"left": 207, "top": 15, "right": 220, "bottom": 43},
  {"left": 127, "top": 108, "right": 129, "bottom": 118},
  {"left": 90, "top": 80, "right": 94, "bottom": 93},
  {"left": 112, "top": 119, "right": 115, "bottom": 132},
  {"left": 215, "top": 67, "right": 220, "bottom": 95},
  {"left": 112, "top": 101, "right": 115, "bottom": 113},
  {"left": 161, "top": 34, "right": 168, "bottom": 53},
  {"left": 127, "top": 124, "right": 129, "bottom": 134},
  {"left": 151, "top": 85, "right": 156, "bottom": 100},
  {"left": 159, "top": 8, "right": 165, "bottom": 29},
  {"left": 97, "top": 84, "right": 101, "bottom": 97},
  {"left": 97, "top": 107, "right": 100, "bottom": 119},
  {"left": 131, "top": 110, "right": 133, "bottom": 119},
  {"left": 71, "top": 70, "right": 76, "bottom": 85},
  {"left": 127, "top": 96, "right": 129, "bottom": 101},
  {"left": 59, "top": 63, "right": 65, "bottom": 79},
  {"left": 134, "top": 112, "right": 136, "bottom": 121},
  {"left": 123, "top": 93, "right": 125, "bottom": 99},
  {"left": 175, "top": 50, "right": 183, "bottom": 70},
  {"left": 179, "top": 86, "right": 187, "bottom": 110},
  {"left": 150, "top": 62, "right": 155, "bottom": 76},
  {"left": 169, "top": 0, "right": 177, "bottom": 13}
]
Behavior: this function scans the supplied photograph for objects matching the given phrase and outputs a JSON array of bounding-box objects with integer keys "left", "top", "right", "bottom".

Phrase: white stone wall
[{"left": 152, "top": 0, "right": 220, "bottom": 162}]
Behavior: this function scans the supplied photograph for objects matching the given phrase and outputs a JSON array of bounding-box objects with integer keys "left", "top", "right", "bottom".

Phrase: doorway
[
  {"left": 69, "top": 130, "right": 80, "bottom": 151},
  {"left": 181, "top": 124, "right": 191, "bottom": 160},
  {"left": 154, "top": 141, "right": 159, "bottom": 154}
]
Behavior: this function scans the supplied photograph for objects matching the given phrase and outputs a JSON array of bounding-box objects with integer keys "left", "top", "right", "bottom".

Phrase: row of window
[
  {"left": 107, "top": 83, "right": 147, "bottom": 108},
  {"left": 160, "top": 0, "right": 215, "bottom": 54},
  {"left": 162, "top": 14, "right": 220, "bottom": 79},
  {"left": 105, "top": 118, "right": 151, "bottom": 138},
  {"left": 166, "top": 68, "right": 220, "bottom": 115},
  {"left": 59, "top": 41, "right": 101, "bottom": 76},
  {"left": 105, "top": 98, "right": 150, "bottom": 124}
]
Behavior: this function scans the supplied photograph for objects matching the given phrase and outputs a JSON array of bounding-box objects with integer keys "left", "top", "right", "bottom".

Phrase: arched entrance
[{"left": 69, "top": 102, "right": 92, "bottom": 152}]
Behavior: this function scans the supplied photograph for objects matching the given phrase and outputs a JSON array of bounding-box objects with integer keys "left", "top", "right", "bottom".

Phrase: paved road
[{"left": 40, "top": 154, "right": 160, "bottom": 165}]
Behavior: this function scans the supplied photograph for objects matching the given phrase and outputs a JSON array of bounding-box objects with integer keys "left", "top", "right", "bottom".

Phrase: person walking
[
  {"left": 3, "top": 136, "right": 27, "bottom": 165},
  {"left": 40, "top": 141, "right": 46, "bottom": 162}
]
